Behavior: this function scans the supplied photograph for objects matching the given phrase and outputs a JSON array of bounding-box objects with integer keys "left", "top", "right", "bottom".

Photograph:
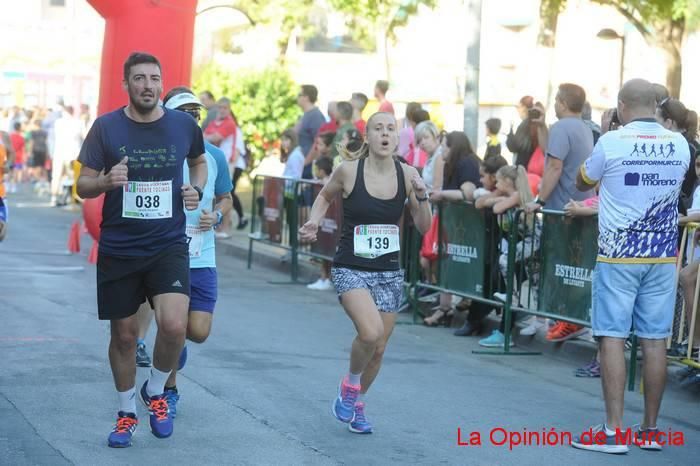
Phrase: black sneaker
[
  {"left": 136, "top": 343, "right": 151, "bottom": 367},
  {"left": 572, "top": 424, "right": 629, "bottom": 454},
  {"left": 236, "top": 218, "right": 249, "bottom": 230}
]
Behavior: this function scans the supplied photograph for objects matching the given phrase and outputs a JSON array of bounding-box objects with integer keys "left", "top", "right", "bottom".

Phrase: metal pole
[{"left": 463, "top": 0, "right": 482, "bottom": 146}]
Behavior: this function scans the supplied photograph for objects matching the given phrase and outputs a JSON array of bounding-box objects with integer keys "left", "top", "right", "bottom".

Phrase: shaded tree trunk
[
  {"left": 662, "top": 45, "right": 682, "bottom": 98},
  {"left": 654, "top": 18, "right": 685, "bottom": 98}
]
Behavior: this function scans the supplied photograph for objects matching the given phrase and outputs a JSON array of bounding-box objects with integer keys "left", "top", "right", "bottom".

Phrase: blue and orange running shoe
[
  {"left": 332, "top": 376, "right": 360, "bottom": 423},
  {"left": 164, "top": 387, "right": 180, "bottom": 419},
  {"left": 348, "top": 402, "right": 373, "bottom": 434},
  {"left": 139, "top": 381, "right": 173, "bottom": 438},
  {"left": 107, "top": 411, "right": 138, "bottom": 448}
]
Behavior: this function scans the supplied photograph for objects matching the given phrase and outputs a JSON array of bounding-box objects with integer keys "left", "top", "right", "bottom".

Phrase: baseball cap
[{"left": 164, "top": 92, "right": 204, "bottom": 110}]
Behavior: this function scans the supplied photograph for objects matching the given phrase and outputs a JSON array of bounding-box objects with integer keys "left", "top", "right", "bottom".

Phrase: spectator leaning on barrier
[
  {"left": 571, "top": 78, "right": 690, "bottom": 454},
  {"left": 476, "top": 164, "right": 540, "bottom": 348},
  {"left": 525, "top": 83, "right": 593, "bottom": 343},
  {"left": 415, "top": 121, "right": 445, "bottom": 191}
]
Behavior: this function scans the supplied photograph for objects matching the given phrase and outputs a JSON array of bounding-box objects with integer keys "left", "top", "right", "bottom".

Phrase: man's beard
[{"left": 129, "top": 89, "right": 160, "bottom": 115}]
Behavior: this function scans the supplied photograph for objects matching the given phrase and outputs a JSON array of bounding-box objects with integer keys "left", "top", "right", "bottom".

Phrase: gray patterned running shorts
[{"left": 331, "top": 267, "right": 405, "bottom": 313}]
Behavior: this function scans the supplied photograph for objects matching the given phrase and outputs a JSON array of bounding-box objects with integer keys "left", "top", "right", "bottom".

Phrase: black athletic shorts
[{"left": 96, "top": 242, "right": 190, "bottom": 320}]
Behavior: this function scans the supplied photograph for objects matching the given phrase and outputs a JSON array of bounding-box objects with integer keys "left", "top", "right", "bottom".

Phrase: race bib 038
[{"left": 122, "top": 181, "right": 173, "bottom": 219}]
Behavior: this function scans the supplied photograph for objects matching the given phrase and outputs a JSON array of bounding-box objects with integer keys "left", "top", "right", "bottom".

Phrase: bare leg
[
  {"left": 640, "top": 338, "right": 667, "bottom": 428},
  {"left": 599, "top": 336, "right": 627, "bottom": 430},
  {"left": 151, "top": 293, "right": 188, "bottom": 373},
  {"left": 109, "top": 314, "right": 139, "bottom": 391},
  {"left": 136, "top": 302, "right": 154, "bottom": 340},
  {"left": 680, "top": 263, "right": 700, "bottom": 347},
  {"left": 166, "top": 311, "right": 212, "bottom": 387},
  {"left": 340, "top": 289, "right": 384, "bottom": 376},
  {"left": 361, "top": 312, "right": 398, "bottom": 393}
]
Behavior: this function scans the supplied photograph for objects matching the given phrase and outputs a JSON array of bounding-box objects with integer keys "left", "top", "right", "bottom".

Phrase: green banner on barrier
[
  {"left": 539, "top": 214, "right": 598, "bottom": 323},
  {"left": 438, "top": 202, "right": 488, "bottom": 297}
]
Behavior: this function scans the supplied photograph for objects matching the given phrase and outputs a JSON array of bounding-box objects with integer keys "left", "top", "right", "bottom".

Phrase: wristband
[
  {"left": 193, "top": 185, "right": 203, "bottom": 201},
  {"left": 215, "top": 210, "right": 223, "bottom": 226},
  {"left": 416, "top": 193, "right": 429, "bottom": 202}
]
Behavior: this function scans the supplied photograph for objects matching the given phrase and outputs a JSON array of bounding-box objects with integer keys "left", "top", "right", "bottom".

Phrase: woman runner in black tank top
[
  {"left": 333, "top": 157, "right": 406, "bottom": 271},
  {"left": 299, "top": 112, "right": 432, "bottom": 434}
]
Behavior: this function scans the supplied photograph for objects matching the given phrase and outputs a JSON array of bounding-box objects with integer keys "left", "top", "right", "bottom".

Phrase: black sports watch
[
  {"left": 535, "top": 196, "right": 546, "bottom": 207},
  {"left": 193, "top": 185, "right": 203, "bottom": 201}
]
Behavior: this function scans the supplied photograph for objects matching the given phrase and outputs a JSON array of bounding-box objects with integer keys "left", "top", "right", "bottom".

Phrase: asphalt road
[{"left": 1, "top": 189, "right": 698, "bottom": 465}]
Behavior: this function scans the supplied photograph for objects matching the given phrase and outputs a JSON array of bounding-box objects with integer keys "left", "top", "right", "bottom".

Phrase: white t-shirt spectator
[
  {"left": 283, "top": 146, "right": 304, "bottom": 179},
  {"left": 581, "top": 119, "right": 690, "bottom": 262}
]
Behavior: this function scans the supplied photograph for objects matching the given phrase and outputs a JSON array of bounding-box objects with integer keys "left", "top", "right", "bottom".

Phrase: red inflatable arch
[
  {"left": 88, "top": 0, "right": 198, "bottom": 115},
  {"left": 77, "top": 0, "right": 198, "bottom": 262}
]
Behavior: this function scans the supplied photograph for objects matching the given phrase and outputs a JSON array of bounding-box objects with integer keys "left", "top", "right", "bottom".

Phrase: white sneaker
[
  {"left": 307, "top": 279, "right": 333, "bottom": 291},
  {"left": 519, "top": 317, "right": 544, "bottom": 336},
  {"left": 493, "top": 292, "right": 520, "bottom": 306}
]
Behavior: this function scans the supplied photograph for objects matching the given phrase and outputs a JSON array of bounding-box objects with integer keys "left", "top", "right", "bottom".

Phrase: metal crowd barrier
[
  {"left": 247, "top": 175, "right": 301, "bottom": 281},
  {"left": 669, "top": 222, "right": 700, "bottom": 370},
  {"left": 409, "top": 201, "right": 504, "bottom": 321}
]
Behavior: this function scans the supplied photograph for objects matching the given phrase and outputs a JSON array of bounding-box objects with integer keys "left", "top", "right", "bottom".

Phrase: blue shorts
[
  {"left": 591, "top": 262, "right": 676, "bottom": 339},
  {"left": 190, "top": 267, "right": 217, "bottom": 313}
]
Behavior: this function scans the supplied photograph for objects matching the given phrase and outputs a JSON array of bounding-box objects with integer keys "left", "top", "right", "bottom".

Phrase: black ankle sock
[{"left": 165, "top": 385, "right": 177, "bottom": 393}]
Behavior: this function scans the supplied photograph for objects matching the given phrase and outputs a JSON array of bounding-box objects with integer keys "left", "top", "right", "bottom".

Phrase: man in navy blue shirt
[{"left": 77, "top": 52, "right": 207, "bottom": 447}]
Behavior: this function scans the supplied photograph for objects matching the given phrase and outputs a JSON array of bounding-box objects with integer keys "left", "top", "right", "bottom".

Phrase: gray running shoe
[{"left": 136, "top": 343, "right": 151, "bottom": 367}]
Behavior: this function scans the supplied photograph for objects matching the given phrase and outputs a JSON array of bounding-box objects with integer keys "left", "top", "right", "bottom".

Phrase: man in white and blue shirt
[
  {"left": 158, "top": 88, "right": 233, "bottom": 417},
  {"left": 573, "top": 79, "right": 689, "bottom": 454}
]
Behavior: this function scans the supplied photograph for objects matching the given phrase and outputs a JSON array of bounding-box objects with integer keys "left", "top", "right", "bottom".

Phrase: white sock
[
  {"left": 604, "top": 424, "right": 617, "bottom": 436},
  {"left": 146, "top": 367, "right": 171, "bottom": 397},
  {"left": 118, "top": 387, "right": 137, "bottom": 414},
  {"left": 348, "top": 372, "right": 362, "bottom": 386}
]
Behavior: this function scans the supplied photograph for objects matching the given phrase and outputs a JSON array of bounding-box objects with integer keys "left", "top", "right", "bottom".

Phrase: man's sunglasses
[{"left": 181, "top": 107, "right": 201, "bottom": 121}]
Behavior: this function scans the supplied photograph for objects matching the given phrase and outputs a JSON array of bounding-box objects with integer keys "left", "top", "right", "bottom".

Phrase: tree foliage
[
  {"left": 193, "top": 64, "right": 302, "bottom": 167},
  {"left": 327, "top": 0, "right": 437, "bottom": 47},
  {"left": 540, "top": 0, "right": 700, "bottom": 96}
]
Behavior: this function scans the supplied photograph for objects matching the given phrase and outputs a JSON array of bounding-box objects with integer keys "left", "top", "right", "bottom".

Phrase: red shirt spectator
[
  {"left": 354, "top": 119, "right": 366, "bottom": 135},
  {"left": 204, "top": 114, "right": 237, "bottom": 161},
  {"left": 317, "top": 119, "right": 338, "bottom": 136},
  {"left": 9, "top": 130, "right": 25, "bottom": 165},
  {"left": 378, "top": 100, "right": 395, "bottom": 115}
]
